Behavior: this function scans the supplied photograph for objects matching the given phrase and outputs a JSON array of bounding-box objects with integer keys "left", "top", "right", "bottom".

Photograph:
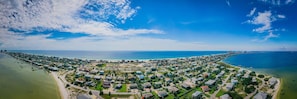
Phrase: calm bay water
[
  {"left": 0, "top": 53, "right": 60, "bottom": 99},
  {"left": 10, "top": 50, "right": 226, "bottom": 60},
  {"left": 224, "top": 51, "right": 297, "bottom": 99}
]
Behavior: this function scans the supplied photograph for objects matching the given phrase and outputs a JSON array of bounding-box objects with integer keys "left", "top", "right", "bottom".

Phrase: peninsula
[{"left": 2, "top": 51, "right": 280, "bottom": 99}]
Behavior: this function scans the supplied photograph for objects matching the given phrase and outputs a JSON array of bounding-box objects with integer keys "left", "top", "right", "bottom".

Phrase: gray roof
[
  {"left": 205, "top": 79, "right": 216, "bottom": 85},
  {"left": 226, "top": 83, "right": 234, "bottom": 90},
  {"left": 157, "top": 91, "right": 168, "bottom": 97},
  {"left": 77, "top": 94, "right": 92, "bottom": 99},
  {"left": 220, "top": 94, "right": 231, "bottom": 99},
  {"left": 269, "top": 77, "right": 277, "bottom": 85},
  {"left": 167, "top": 86, "right": 179, "bottom": 93},
  {"left": 142, "top": 82, "right": 151, "bottom": 88},
  {"left": 192, "top": 91, "right": 202, "bottom": 97},
  {"left": 254, "top": 92, "right": 267, "bottom": 99},
  {"left": 143, "top": 93, "right": 153, "bottom": 98}
]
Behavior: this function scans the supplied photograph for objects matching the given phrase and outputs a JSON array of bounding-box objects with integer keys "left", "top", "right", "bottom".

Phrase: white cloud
[
  {"left": 0, "top": 0, "right": 161, "bottom": 36},
  {"left": 246, "top": 10, "right": 285, "bottom": 41},
  {"left": 247, "top": 8, "right": 257, "bottom": 17},
  {"left": 264, "top": 31, "right": 278, "bottom": 41},
  {"left": 248, "top": 11, "right": 273, "bottom": 33},
  {"left": 277, "top": 14, "right": 286, "bottom": 18},
  {"left": 285, "top": 0, "right": 295, "bottom": 4},
  {"left": 0, "top": 29, "right": 205, "bottom": 51},
  {"left": 226, "top": 0, "right": 231, "bottom": 7},
  {"left": 64, "top": 21, "right": 163, "bottom": 36},
  {"left": 258, "top": 0, "right": 295, "bottom": 5}
]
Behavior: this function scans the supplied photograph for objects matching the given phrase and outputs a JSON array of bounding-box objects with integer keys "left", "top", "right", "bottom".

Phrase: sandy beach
[
  {"left": 273, "top": 78, "right": 282, "bottom": 99},
  {"left": 51, "top": 72, "right": 69, "bottom": 99}
]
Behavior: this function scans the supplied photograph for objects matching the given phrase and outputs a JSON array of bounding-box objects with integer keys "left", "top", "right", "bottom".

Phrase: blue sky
[{"left": 0, "top": 0, "right": 296, "bottom": 51}]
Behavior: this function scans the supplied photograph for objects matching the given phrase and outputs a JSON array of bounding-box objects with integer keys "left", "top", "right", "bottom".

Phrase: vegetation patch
[
  {"left": 118, "top": 84, "right": 127, "bottom": 92},
  {"left": 216, "top": 89, "right": 227, "bottom": 97}
]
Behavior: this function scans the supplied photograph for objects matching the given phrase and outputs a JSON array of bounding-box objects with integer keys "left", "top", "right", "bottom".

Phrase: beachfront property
[{"left": 3, "top": 51, "right": 280, "bottom": 99}]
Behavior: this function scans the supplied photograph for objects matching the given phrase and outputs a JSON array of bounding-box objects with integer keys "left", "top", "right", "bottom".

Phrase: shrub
[{"left": 258, "top": 74, "right": 265, "bottom": 78}]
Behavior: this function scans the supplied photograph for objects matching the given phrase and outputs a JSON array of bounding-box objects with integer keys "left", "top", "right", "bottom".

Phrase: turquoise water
[
  {"left": 224, "top": 51, "right": 297, "bottom": 99},
  {"left": 10, "top": 50, "right": 226, "bottom": 60},
  {"left": 0, "top": 53, "right": 61, "bottom": 99}
]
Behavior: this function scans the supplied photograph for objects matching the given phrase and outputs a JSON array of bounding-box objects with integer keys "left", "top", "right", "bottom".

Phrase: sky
[{"left": 0, "top": 0, "right": 297, "bottom": 51}]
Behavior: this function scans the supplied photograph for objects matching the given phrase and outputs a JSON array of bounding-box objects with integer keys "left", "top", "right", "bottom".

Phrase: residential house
[
  {"left": 269, "top": 77, "right": 277, "bottom": 86},
  {"left": 142, "top": 82, "right": 152, "bottom": 88},
  {"left": 231, "top": 79, "right": 238, "bottom": 84},
  {"left": 225, "top": 83, "right": 234, "bottom": 91},
  {"left": 181, "top": 82, "right": 191, "bottom": 89},
  {"left": 254, "top": 92, "right": 267, "bottom": 99},
  {"left": 94, "top": 76, "right": 101, "bottom": 80},
  {"left": 105, "top": 76, "right": 112, "bottom": 81},
  {"left": 136, "top": 71, "right": 142, "bottom": 75},
  {"left": 201, "top": 86, "right": 210, "bottom": 92},
  {"left": 116, "top": 77, "right": 125, "bottom": 82},
  {"left": 157, "top": 91, "right": 168, "bottom": 98},
  {"left": 77, "top": 94, "right": 92, "bottom": 99},
  {"left": 220, "top": 94, "right": 231, "bottom": 99},
  {"left": 192, "top": 91, "right": 203, "bottom": 99},
  {"left": 205, "top": 79, "right": 216, "bottom": 86},
  {"left": 75, "top": 79, "right": 84, "bottom": 85},
  {"left": 103, "top": 81, "right": 111, "bottom": 88},
  {"left": 167, "top": 86, "right": 179, "bottom": 94},
  {"left": 137, "top": 75, "right": 145, "bottom": 80},
  {"left": 99, "top": 71, "right": 104, "bottom": 75},
  {"left": 90, "top": 70, "right": 98, "bottom": 74},
  {"left": 129, "top": 84, "right": 138, "bottom": 89},
  {"left": 85, "top": 81, "right": 96, "bottom": 87},
  {"left": 143, "top": 93, "right": 153, "bottom": 99},
  {"left": 153, "top": 82, "right": 162, "bottom": 89}
]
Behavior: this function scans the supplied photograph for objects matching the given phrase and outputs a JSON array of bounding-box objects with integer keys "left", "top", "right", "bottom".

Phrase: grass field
[
  {"left": 118, "top": 84, "right": 127, "bottom": 92},
  {"left": 216, "top": 89, "right": 227, "bottom": 97}
]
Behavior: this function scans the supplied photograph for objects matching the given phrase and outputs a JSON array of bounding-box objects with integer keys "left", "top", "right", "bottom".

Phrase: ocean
[
  {"left": 224, "top": 51, "right": 297, "bottom": 99},
  {"left": 9, "top": 50, "right": 226, "bottom": 60},
  {"left": 0, "top": 53, "right": 61, "bottom": 99}
]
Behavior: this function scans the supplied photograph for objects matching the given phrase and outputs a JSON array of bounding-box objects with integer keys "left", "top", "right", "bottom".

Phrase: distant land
[{"left": 0, "top": 50, "right": 284, "bottom": 99}]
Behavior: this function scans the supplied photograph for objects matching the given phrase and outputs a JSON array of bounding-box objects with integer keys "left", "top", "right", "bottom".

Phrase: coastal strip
[
  {"left": 272, "top": 78, "right": 283, "bottom": 99},
  {"left": 51, "top": 72, "right": 69, "bottom": 99},
  {"left": 2, "top": 51, "right": 281, "bottom": 99}
]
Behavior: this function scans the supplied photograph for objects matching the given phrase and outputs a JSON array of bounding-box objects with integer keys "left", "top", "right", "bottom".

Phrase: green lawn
[
  {"left": 216, "top": 89, "right": 226, "bottom": 97},
  {"left": 152, "top": 91, "right": 159, "bottom": 99},
  {"left": 118, "top": 84, "right": 127, "bottom": 92},
  {"left": 89, "top": 81, "right": 102, "bottom": 90},
  {"left": 180, "top": 87, "right": 202, "bottom": 98},
  {"left": 95, "top": 81, "right": 103, "bottom": 90},
  {"left": 209, "top": 86, "right": 217, "bottom": 94},
  {"left": 176, "top": 86, "right": 187, "bottom": 97},
  {"left": 165, "top": 94, "right": 175, "bottom": 99}
]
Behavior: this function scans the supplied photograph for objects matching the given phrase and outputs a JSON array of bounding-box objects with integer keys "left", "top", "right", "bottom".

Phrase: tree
[
  {"left": 249, "top": 71, "right": 256, "bottom": 76},
  {"left": 242, "top": 78, "right": 252, "bottom": 85},
  {"left": 258, "top": 74, "right": 265, "bottom": 78},
  {"left": 244, "top": 86, "right": 255, "bottom": 93},
  {"left": 99, "top": 90, "right": 103, "bottom": 95}
]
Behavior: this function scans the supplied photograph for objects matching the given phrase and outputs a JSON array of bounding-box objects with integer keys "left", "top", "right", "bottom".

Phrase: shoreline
[
  {"left": 275, "top": 78, "right": 282, "bottom": 99},
  {"left": 50, "top": 72, "right": 69, "bottom": 99},
  {"left": 221, "top": 61, "right": 282, "bottom": 99},
  {"left": 7, "top": 50, "right": 228, "bottom": 61}
]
